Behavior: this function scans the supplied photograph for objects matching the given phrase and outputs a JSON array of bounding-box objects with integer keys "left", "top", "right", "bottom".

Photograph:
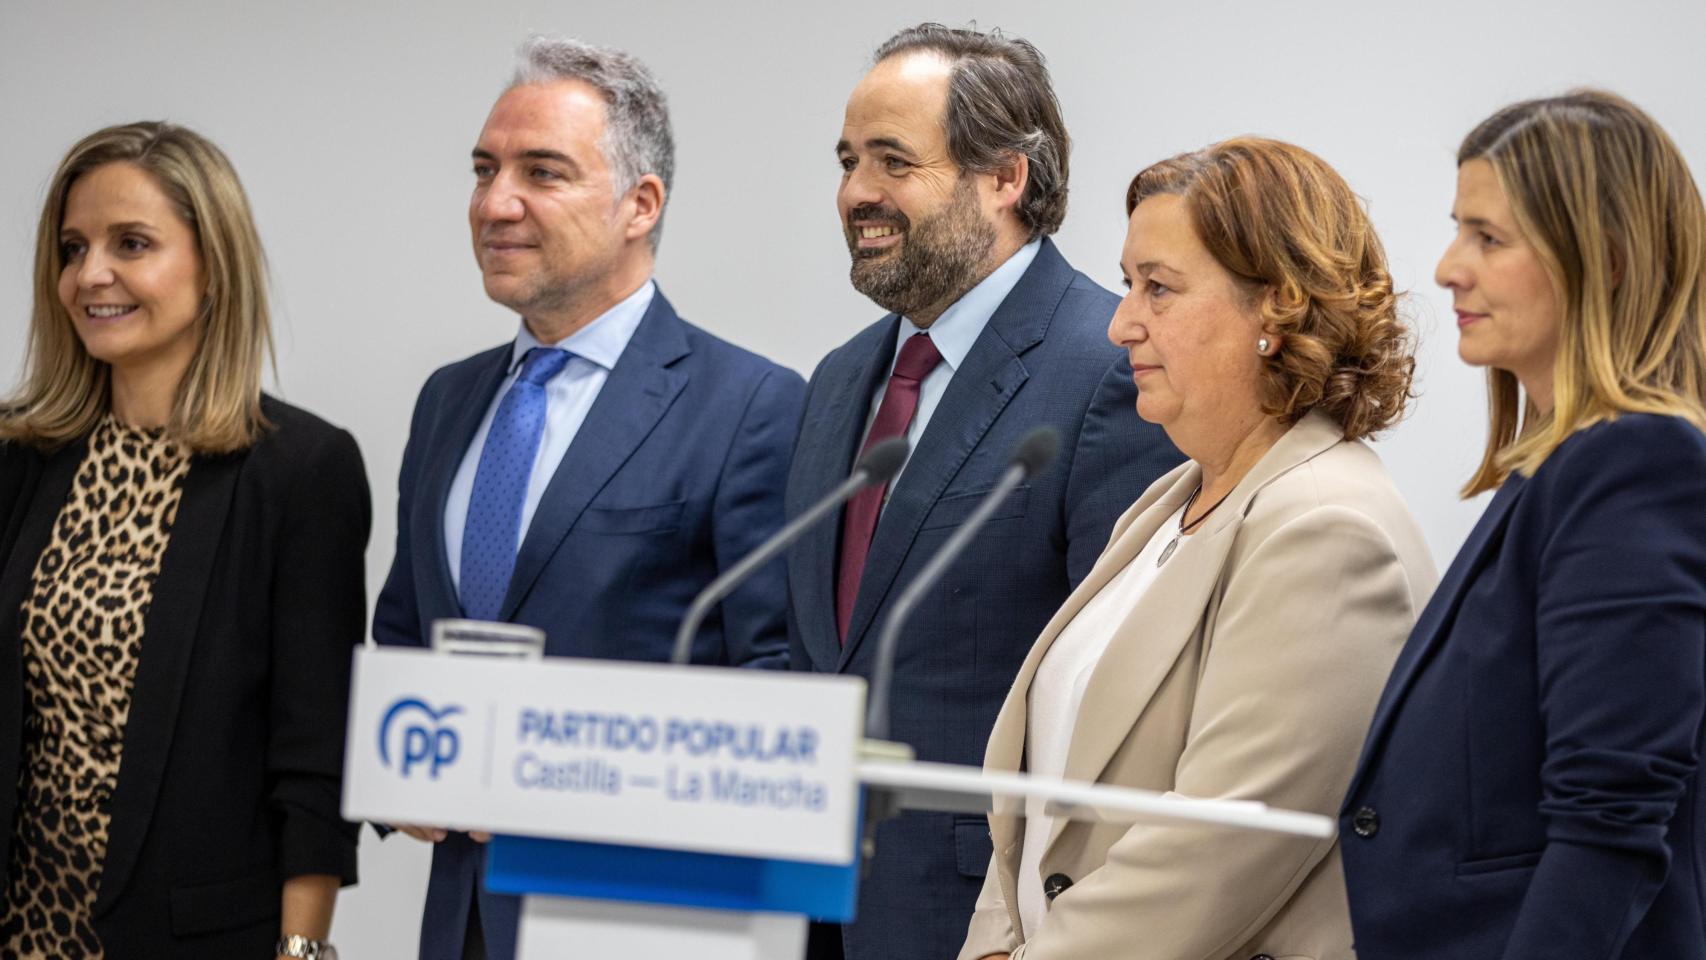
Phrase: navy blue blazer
[
  {"left": 372, "top": 290, "right": 805, "bottom": 960},
  {"left": 1341, "top": 414, "right": 1706, "bottom": 959},
  {"left": 787, "top": 239, "right": 1182, "bottom": 960}
]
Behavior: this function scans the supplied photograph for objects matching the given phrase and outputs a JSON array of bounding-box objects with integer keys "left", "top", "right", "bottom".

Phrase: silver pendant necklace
[{"left": 1158, "top": 484, "right": 1232, "bottom": 567}]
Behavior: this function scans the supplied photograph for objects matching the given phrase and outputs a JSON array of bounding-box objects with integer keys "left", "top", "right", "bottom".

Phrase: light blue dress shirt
[
  {"left": 862, "top": 239, "right": 1042, "bottom": 488},
  {"left": 444, "top": 280, "right": 655, "bottom": 590}
]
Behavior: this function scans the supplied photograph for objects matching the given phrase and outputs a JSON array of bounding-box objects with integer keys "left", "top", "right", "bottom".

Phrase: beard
[
  {"left": 490, "top": 269, "right": 587, "bottom": 318},
  {"left": 845, "top": 176, "right": 997, "bottom": 321},
  {"left": 478, "top": 239, "right": 606, "bottom": 323}
]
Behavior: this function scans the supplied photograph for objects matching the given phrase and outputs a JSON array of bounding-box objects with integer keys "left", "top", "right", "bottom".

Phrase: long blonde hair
[
  {"left": 1459, "top": 90, "right": 1706, "bottom": 496},
  {"left": 0, "top": 121, "right": 273, "bottom": 453}
]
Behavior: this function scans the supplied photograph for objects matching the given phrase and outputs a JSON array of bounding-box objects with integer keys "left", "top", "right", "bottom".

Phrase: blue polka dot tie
[{"left": 458, "top": 346, "right": 572, "bottom": 621}]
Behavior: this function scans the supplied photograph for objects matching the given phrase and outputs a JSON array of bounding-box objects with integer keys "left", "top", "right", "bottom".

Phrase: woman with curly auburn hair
[
  {"left": 1341, "top": 90, "right": 1706, "bottom": 960},
  {"left": 0, "top": 122, "right": 368, "bottom": 959},
  {"left": 959, "top": 137, "right": 1436, "bottom": 960}
]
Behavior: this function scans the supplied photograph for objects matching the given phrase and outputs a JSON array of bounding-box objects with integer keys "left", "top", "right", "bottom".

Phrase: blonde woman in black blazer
[{"left": 0, "top": 123, "right": 368, "bottom": 959}]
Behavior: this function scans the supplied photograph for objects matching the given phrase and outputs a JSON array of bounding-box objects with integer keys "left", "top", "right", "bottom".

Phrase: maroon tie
[{"left": 837, "top": 333, "right": 944, "bottom": 643}]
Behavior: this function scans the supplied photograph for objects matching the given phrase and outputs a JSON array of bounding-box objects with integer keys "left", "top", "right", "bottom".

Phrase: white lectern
[{"left": 342, "top": 646, "right": 1332, "bottom": 959}]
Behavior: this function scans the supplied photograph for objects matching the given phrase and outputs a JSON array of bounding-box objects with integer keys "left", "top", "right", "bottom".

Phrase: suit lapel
[
  {"left": 0, "top": 441, "right": 85, "bottom": 812},
  {"left": 1056, "top": 512, "right": 1235, "bottom": 787},
  {"left": 834, "top": 340, "right": 1029, "bottom": 669},
  {"left": 836, "top": 242, "right": 1074, "bottom": 670},
  {"left": 982, "top": 464, "right": 1195, "bottom": 856},
  {"left": 983, "top": 464, "right": 1196, "bottom": 772},
  {"left": 97, "top": 451, "right": 243, "bottom": 915},
  {"left": 795, "top": 320, "right": 898, "bottom": 671},
  {"left": 1056, "top": 414, "right": 1348, "bottom": 791},
  {"left": 419, "top": 346, "right": 510, "bottom": 626},
  {"left": 967, "top": 410, "right": 1347, "bottom": 862},
  {"left": 498, "top": 294, "right": 690, "bottom": 620},
  {"left": 1344, "top": 476, "right": 1528, "bottom": 801},
  {"left": 0, "top": 444, "right": 80, "bottom": 641}
]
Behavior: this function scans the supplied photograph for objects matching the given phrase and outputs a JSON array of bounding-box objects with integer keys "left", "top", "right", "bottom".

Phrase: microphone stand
[
  {"left": 669, "top": 436, "right": 909, "bottom": 666},
  {"left": 856, "top": 427, "right": 1059, "bottom": 868},
  {"left": 864, "top": 427, "right": 1059, "bottom": 740}
]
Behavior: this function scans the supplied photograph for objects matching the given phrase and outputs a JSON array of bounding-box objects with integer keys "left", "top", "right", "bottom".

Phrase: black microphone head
[
  {"left": 1012, "top": 427, "right": 1060, "bottom": 478},
  {"left": 857, "top": 436, "right": 910, "bottom": 485}
]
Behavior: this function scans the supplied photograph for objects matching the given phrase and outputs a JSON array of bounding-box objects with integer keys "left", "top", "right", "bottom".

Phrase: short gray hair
[{"left": 511, "top": 35, "right": 675, "bottom": 250}]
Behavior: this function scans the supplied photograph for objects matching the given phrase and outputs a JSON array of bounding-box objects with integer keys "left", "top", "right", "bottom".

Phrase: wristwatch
[{"left": 277, "top": 935, "right": 338, "bottom": 960}]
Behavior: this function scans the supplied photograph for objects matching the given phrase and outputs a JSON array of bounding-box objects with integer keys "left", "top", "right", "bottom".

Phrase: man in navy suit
[
  {"left": 791, "top": 24, "right": 1181, "bottom": 960},
  {"left": 372, "top": 37, "right": 804, "bottom": 960}
]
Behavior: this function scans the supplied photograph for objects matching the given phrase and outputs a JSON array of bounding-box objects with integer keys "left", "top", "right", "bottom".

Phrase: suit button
[
  {"left": 1043, "top": 873, "right": 1072, "bottom": 900},
  {"left": 1352, "top": 805, "right": 1380, "bottom": 838}
]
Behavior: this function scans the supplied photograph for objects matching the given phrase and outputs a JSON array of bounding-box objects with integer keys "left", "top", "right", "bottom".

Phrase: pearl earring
[{"left": 1257, "top": 337, "right": 1271, "bottom": 354}]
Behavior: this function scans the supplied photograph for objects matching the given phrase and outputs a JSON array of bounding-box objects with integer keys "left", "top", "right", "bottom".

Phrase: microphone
[
  {"left": 864, "top": 427, "right": 1059, "bottom": 740},
  {"left": 669, "top": 436, "right": 910, "bottom": 666}
]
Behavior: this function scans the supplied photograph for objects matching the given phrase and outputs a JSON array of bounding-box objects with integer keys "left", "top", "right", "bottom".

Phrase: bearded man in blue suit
[
  {"left": 790, "top": 24, "right": 1182, "bottom": 960},
  {"left": 372, "top": 37, "right": 803, "bottom": 960}
]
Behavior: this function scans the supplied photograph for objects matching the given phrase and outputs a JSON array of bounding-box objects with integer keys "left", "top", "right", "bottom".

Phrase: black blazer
[
  {"left": 0, "top": 397, "right": 370, "bottom": 958},
  {"left": 1341, "top": 414, "right": 1706, "bottom": 959}
]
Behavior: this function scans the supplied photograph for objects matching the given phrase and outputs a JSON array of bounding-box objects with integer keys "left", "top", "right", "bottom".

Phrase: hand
[
  {"left": 392, "top": 823, "right": 449, "bottom": 843},
  {"left": 390, "top": 824, "right": 493, "bottom": 843}
]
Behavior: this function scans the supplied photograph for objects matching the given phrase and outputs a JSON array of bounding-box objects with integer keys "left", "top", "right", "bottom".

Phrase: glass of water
[{"left": 429, "top": 618, "right": 546, "bottom": 660}]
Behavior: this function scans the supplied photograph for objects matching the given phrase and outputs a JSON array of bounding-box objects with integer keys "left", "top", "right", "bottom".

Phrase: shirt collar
[
  {"left": 894, "top": 240, "right": 1041, "bottom": 373},
  {"left": 509, "top": 279, "right": 656, "bottom": 374}
]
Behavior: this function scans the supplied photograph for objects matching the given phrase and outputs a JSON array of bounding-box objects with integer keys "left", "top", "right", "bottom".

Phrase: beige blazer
[{"left": 959, "top": 411, "right": 1437, "bottom": 960}]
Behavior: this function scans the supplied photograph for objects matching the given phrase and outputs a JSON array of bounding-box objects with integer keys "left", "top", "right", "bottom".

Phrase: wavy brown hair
[
  {"left": 1456, "top": 90, "right": 1706, "bottom": 496},
  {"left": 1127, "top": 137, "right": 1416, "bottom": 441},
  {"left": 0, "top": 121, "right": 272, "bottom": 453}
]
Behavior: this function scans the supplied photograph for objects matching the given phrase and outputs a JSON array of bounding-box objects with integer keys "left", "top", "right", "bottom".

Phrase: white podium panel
[
  {"left": 343, "top": 647, "right": 865, "bottom": 864},
  {"left": 517, "top": 897, "right": 807, "bottom": 960}
]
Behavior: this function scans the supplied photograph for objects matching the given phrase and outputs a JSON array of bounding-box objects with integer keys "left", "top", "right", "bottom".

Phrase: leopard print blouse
[{"left": 0, "top": 416, "right": 190, "bottom": 959}]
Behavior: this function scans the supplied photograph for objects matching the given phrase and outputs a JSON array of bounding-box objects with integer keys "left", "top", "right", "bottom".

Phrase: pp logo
[{"left": 379, "top": 698, "right": 464, "bottom": 779}]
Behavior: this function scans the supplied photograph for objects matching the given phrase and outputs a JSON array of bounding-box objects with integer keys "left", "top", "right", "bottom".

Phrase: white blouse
[{"left": 1018, "top": 503, "right": 1188, "bottom": 939}]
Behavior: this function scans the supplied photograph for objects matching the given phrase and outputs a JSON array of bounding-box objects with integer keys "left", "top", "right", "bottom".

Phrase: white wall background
[{"left": 3, "top": 0, "right": 1703, "bottom": 954}]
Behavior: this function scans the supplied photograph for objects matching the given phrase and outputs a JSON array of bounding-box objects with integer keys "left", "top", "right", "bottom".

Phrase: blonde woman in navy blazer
[{"left": 1341, "top": 91, "right": 1706, "bottom": 959}]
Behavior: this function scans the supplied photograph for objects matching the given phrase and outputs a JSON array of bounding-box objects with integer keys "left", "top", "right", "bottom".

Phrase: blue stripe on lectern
[{"left": 483, "top": 836, "right": 860, "bottom": 921}]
